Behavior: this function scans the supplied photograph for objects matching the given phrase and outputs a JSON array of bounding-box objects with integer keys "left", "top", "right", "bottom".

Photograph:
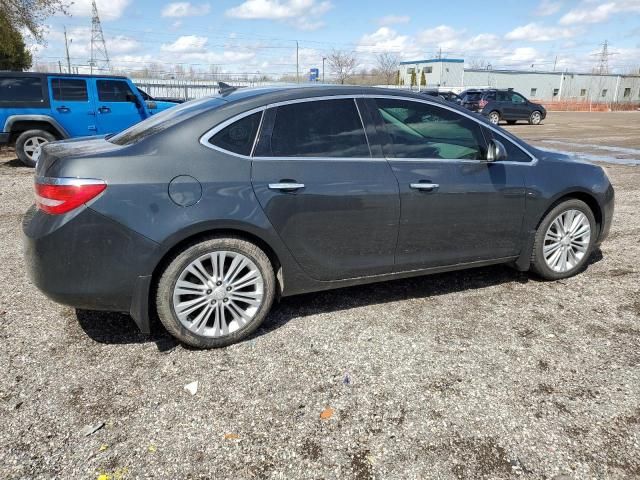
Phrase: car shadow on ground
[{"left": 75, "top": 250, "right": 603, "bottom": 351}]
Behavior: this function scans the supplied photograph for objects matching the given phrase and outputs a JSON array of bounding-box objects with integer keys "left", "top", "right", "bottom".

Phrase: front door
[
  {"left": 92, "top": 78, "right": 146, "bottom": 135},
  {"left": 48, "top": 77, "right": 97, "bottom": 136},
  {"left": 251, "top": 98, "right": 400, "bottom": 281},
  {"left": 368, "top": 97, "right": 526, "bottom": 270}
]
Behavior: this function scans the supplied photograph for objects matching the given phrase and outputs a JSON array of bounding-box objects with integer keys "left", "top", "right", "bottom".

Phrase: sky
[{"left": 26, "top": 0, "right": 640, "bottom": 77}]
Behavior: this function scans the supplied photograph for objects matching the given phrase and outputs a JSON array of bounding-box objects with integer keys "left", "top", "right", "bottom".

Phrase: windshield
[{"left": 109, "top": 97, "right": 225, "bottom": 146}]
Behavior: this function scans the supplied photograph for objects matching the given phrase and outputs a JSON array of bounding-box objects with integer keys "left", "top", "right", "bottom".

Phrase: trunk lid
[{"left": 35, "top": 136, "right": 123, "bottom": 177}]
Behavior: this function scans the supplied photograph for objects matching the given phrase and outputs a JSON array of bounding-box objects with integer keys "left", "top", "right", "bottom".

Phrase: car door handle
[
  {"left": 98, "top": 106, "right": 111, "bottom": 114},
  {"left": 56, "top": 106, "right": 70, "bottom": 113},
  {"left": 410, "top": 182, "right": 439, "bottom": 191},
  {"left": 268, "top": 182, "right": 305, "bottom": 191}
]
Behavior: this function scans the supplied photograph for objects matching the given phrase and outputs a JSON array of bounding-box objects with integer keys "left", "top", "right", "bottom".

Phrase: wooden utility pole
[{"left": 64, "top": 27, "right": 72, "bottom": 73}]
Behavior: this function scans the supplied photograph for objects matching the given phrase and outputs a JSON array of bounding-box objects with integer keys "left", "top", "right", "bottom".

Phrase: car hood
[
  {"left": 531, "top": 147, "right": 600, "bottom": 167},
  {"left": 36, "top": 136, "right": 125, "bottom": 177}
]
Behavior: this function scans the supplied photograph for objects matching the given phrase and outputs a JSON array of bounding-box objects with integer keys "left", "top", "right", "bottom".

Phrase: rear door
[
  {"left": 48, "top": 77, "right": 96, "bottom": 136},
  {"left": 93, "top": 78, "right": 146, "bottom": 135},
  {"left": 250, "top": 97, "right": 400, "bottom": 281},
  {"left": 368, "top": 97, "right": 526, "bottom": 270}
]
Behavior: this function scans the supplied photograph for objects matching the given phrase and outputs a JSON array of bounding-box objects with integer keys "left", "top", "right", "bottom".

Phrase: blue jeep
[{"left": 0, "top": 72, "right": 178, "bottom": 166}]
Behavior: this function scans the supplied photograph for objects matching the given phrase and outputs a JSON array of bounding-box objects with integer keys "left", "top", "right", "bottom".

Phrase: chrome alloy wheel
[
  {"left": 531, "top": 111, "right": 542, "bottom": 125},
  {"left": 172, "top": 251, "right": 264, "bottom": 337},
  {"left": 543, "top": 209, "right": 591, "bottom": 273},
  {"left": 489, "top": 112, "right": 500, "bottom": 124},
  {"left": 23, "top": 136, "right": 48, "bottom": 162}
]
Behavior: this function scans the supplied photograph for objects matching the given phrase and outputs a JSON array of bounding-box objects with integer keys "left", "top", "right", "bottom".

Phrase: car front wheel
[
  {"left": 156, "top": 236, "right": 276, "bottom": 348},
  {"left": 529, "top": 111, "right": 542, "bottom": 125},
  {"left": 488, "top": 111, "right": 500, "bottom": 125},
  {"left": 530, "top": 199, "right": 596, "bottom": 280}
]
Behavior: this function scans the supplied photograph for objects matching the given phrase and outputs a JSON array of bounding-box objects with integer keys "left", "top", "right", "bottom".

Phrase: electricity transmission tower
[
  {"left": 89, "top": 0, "right": 111, "bottom": 74},
  {"left": 594, "top": 40, "right": 611, "bottom": 75}
]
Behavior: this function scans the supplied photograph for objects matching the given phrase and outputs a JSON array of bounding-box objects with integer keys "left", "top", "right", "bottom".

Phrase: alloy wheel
[
  {"left": 543, "top": 209, "right": 591, "bottom": 273},
  {"left": 172, "top": 251, "right": 264, "bottom": 337},
  {"left": 531, "top": 111, "right": 542, "bottom": 125},
  {"left": 489, "top": 112, "right": 500, "bottom": 124},
  {"left": 23, "top": 136, "right": 48, "bottom": 161}
]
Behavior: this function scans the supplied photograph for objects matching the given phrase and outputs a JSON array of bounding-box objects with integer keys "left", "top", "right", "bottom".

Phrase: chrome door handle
[
  {"left": 268, "top": 183, "right": 305, "bottom": 191},
  {"left": 410, "top": 183, "right": 439, "bottom": 191}
]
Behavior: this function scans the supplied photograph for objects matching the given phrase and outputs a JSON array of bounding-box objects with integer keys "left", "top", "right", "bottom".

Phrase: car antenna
[{"left": 218, "top": 82, "right": 237, "bottom": 96}]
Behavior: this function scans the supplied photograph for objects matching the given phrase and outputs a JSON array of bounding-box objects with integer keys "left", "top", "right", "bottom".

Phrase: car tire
[
  {"left": 488, "top": 111, "right": 500, "bottom": 125},
  {"left": 15, "top": 129, "right": 56, "bottom": 167},
  {"left": 506, "top": 120, "right": 517, "bottom": 125},
  {"left": 155, "top": 236, "right": 276, "bottom": 348},
  {"left": 529, "top": 111, "right": 542, "bottom": 125},
  {"left": 530, "top": 199, "right": 596, "bottom": 280}
]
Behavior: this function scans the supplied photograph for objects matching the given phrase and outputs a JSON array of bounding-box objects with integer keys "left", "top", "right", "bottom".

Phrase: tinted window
[
  {"left": 485, "top": 92, "right": 496, "bottom": 101},
  {"left": 97, "top": 79, "right": 134, "bottom": 102},
  {"left": 375, "top": 98, "right": 486, "bottom": 160},
  {"left": 0, "top": 77, "right": 43, "bottom": 102},
  {"left": 51, "top": 79, "right": 88, "bottom": 101},
  {"left": 485, "top": 128, "right": 532, "bottom": 163},
  {"left": 463, "top": 92, "right": 482, "bottom": 101},
  {"left": 512, "top": 93, "right": 526, "bottom": 104},
  {"left": 261, "top": 99, "right": 369, "bottom": 158},
  {"left": 497, "top": 91, "right": 510, "bottom": 102},
  {"left": 209, "top": 111, "right": 262, "bottom": 156}
]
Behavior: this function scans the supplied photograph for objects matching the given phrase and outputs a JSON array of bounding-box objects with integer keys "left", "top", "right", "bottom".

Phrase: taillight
[{"left": 35, "top": 178, "right": 107, "bottom": 215}]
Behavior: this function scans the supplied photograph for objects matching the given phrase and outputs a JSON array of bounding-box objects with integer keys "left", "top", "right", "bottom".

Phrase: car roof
[{"left": 0, "top": 71, "right": 129, "bottom": 80}]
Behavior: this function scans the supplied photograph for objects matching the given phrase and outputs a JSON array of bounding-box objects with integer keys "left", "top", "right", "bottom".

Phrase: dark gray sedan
[{"left": 23, "top": 86, "right": 614, "bottom": 348}]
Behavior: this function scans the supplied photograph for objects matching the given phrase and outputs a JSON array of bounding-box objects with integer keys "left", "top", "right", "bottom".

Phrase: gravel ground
[{"left": 0, "top": 112, "right": 639, "bottom": 479}]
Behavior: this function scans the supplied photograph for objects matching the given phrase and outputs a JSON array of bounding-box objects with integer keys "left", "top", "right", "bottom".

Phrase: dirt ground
[{"left": 0, "top": 111, "right": 638, "bottom": 479}]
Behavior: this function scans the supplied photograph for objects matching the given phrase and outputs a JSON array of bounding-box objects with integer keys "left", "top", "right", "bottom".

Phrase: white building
[{"left": 398, "top": 58, "right": 640, "bottom": 104}]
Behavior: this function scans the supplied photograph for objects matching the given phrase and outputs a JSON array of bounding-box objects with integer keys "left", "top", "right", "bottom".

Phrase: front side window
[
  {"left": 260, "top": 99, "right": 370, "bottom": 158},
  {"left": 51, "top": 79, "right": 88, "bottom": 101},
  {"left": 97, "top": 79, "right": 135, "bottom": 102},
  {"left": 375, "top": 98, "right": 486, "bottom": 160},
  {"left": 209, "top": 111, "right": 262, "bottom": 156},
  {"left": 485, "top": 128, "right": 532, "bottom": 163},
  {"left": 0, "top": 77, "right": 43, "bottom": 102},
  {"left": 497, "top": 92, "right": 510, "bottom": 102},
  {"left": 511, "top": 93, "right": 526, "bottom": 104}
]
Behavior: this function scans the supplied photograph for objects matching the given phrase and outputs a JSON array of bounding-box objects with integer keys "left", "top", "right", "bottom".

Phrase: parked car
[
  {"left": 419, "top": 89, "right": 461, "bottom": 104},
  {"left": 459, "top": 88, "right": 546, "bottom": 125},
  {"left": 24, "top": 86, "right": 614, "bottom": 348},
  {"left": 0, "top": 72, "right": 179, "bottom": 166}
]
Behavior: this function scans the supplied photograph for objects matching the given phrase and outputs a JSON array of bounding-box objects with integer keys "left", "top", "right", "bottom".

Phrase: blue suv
[{"left": 0, "top": 73, "right": 178, "bottom": 166}]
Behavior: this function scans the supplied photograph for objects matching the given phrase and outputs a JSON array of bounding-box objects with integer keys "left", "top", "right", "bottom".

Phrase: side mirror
[
  {"left": 486, "top": 139, "right": 507, "bottom": 162},
  {"left": 145, "top": 100, "right": 157, "bottom": 110}
]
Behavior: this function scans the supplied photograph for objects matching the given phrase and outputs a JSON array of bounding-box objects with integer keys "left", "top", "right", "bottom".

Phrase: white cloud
[
  {"left": 501, "top": 47, "right": 542, "bottom": 65},
  {"left": 64, "top": 0, "right": 130, "bottom": 20},
  {"left": 357, "top": 27, "right": 411, "bottom": 54},
  {"left": 161, "top": 2, "right": 211, "bottom": 18},
  {"left": 559, "top": 0, "right": 640, "bottom": 25},
  {"left": 505, "top": 23, "right": 578, "bottom": 41},
  {"left": 535, "top": 0, "right": 563, "bottom": 16},
  {"left": 418, "top": 25, "right": 462, "bottom": 45},
  {"left": 377, "top": 14, "right": 410, "bottom": 25},
  {"left": 225, "top": 0, "right": 332, "bottom": 30},
  {"left": 161, "top": 35, "right": 208, "bottom": 53}
]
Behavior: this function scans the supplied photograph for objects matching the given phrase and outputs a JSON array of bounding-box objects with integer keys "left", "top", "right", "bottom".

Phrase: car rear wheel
[
  {"left": 16, "top": 129, "right": 56, "bottom": 167},
  {"left": 156, "top": 236, "right": 276, "bottom": 348},
  {"left": 529, "top": 111, "right": 542, "bottom": 125},
  {"left": 530, "top": 199, "right": 596, "bottom": 280},
  {"left": 488, "top": 111, "right": 500, "bottom": 125}
]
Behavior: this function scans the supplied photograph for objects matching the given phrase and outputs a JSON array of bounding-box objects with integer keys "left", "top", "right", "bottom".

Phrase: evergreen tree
[
  {"left": 420, "top": 70, "right": 426, "bottom": 87},
  {"left": 0, "top": 12, "right": 32, "bottom": 71}
]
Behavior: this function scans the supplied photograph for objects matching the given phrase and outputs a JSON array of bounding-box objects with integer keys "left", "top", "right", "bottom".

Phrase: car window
[
  {"left": 375, "top": 98, "right": 486, "bottom": 160},
  {"left": 463, "top": 92, "right": 482, "bottom": 101},
  {"left": 511, "top": 93, "right": 526, "bottom": 104},
  {"left": 97, "top": 79, "right": 135, "bottom": 102},
  {"left": 485, "top": 92, "right": 496, "bottom": 101},
  {"left": 260, "top": 99, "right": 370, "bottom": 158},
  {"left": 51, "top": 79, "right": 88, "bottom": 101},
  {"left": 497, "top": 92, "right": 510, "bottom": 102},
  {"left": 209, "top": 111, "right": 262, "bottom": 156},
  {"left": 0, "top": 77, "right": 43, "bottom": 103},
  {"left": 485, "top": 128, "right": 533, "bottom": 163}
]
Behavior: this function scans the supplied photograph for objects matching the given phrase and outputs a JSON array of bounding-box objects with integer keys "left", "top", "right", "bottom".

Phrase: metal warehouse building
[{"left": 399, "top": 58, "right": 640, "bottom": 104}]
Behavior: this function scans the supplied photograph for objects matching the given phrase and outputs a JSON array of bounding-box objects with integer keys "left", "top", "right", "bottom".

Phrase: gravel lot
[{"left": 1, "top": 111, "right": 639, "bottom": 479}]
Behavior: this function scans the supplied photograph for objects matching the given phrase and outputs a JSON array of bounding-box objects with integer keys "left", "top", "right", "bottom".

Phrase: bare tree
[
  {"left": 327, "top": 49, "right": 358, "bottom": 85},
  {"left": 1, "top": 0, "right": 68, "bottom": 42},
  {"left": 375, "top": 52, "right": 400, "bottom": 85}
]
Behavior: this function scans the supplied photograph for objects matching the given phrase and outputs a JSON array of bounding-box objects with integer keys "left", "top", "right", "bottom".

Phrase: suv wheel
[
  {"left": 16, "top": 129, "right": 56, "bottom": 167},
  {"left": 156, "top": 236, "right": 276, "bottom": 348},
  {"left": 530, "top": 199, "right": 596, "bottom": 280},
  {"left": 529, "top": 111, "right": 542, "bottom": 125},
  {"left": 488, "top": 111, "right": 500, "bottom": 125}
]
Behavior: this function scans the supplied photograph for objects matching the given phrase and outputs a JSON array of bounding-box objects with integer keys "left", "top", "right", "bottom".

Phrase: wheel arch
[
  {"left": 534, "top": 190, "right": 603, "bottom": 237},
  {"left": 5, "top": 115, "right": 69, "bottom": 143}
]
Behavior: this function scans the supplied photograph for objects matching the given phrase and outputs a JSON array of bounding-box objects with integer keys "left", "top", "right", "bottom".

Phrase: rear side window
[
  {"left": 375, "top": 98, "right": 486, "bottom": 160},
  {"left": 0, "top": 77, "right": 44, "bottom": 103},
  {"left": 51, "top": 79, "right": 88, "bottom": 101},
  {"left": 259, "top": 99, "right": 370, "bottom": 158},
  {"left": 97, "top": 80, "right": 134, "bottom": 102},
  {"left": 209, "top": 111, "right": 262, "bottom": 156}
]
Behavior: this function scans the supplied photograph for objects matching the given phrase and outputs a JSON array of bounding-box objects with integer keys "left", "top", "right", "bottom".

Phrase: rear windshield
[
  {"left": 109, "top": 97, "right": 225, "bottom": 145},
  {"left": 0, "top": 77, "right": 44, "bottom": 103}
]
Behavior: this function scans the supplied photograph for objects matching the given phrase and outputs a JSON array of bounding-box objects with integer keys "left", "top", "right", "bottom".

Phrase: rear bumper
[
  {"left": 22, "top": 205, "right": 161, "bottom": 330},
  {"left": 0, "top": 132, "right": 9, "bottom": 145}
]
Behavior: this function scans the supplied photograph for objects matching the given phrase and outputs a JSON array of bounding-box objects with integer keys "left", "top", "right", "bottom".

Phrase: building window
[
  {"left": 530, "top": 88, "right": 537, "bottom": 97},
  {"left": 601, "top": 89, "right": 608, "bottom": 97},
  {"left": 580, "top": 89, "right": 587, "bottom": 96},
  {"left": 407, "top": 68, "right": 415, "bottom": 74},
  {"left": 425, "top": 66, "right": 433, "bottom": 74},
  {"left": 552, "top": 88, "right": 559, "bottom": 97},
  {"left": 623, "top": 88, "right": 631, "bottom": 98}
]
